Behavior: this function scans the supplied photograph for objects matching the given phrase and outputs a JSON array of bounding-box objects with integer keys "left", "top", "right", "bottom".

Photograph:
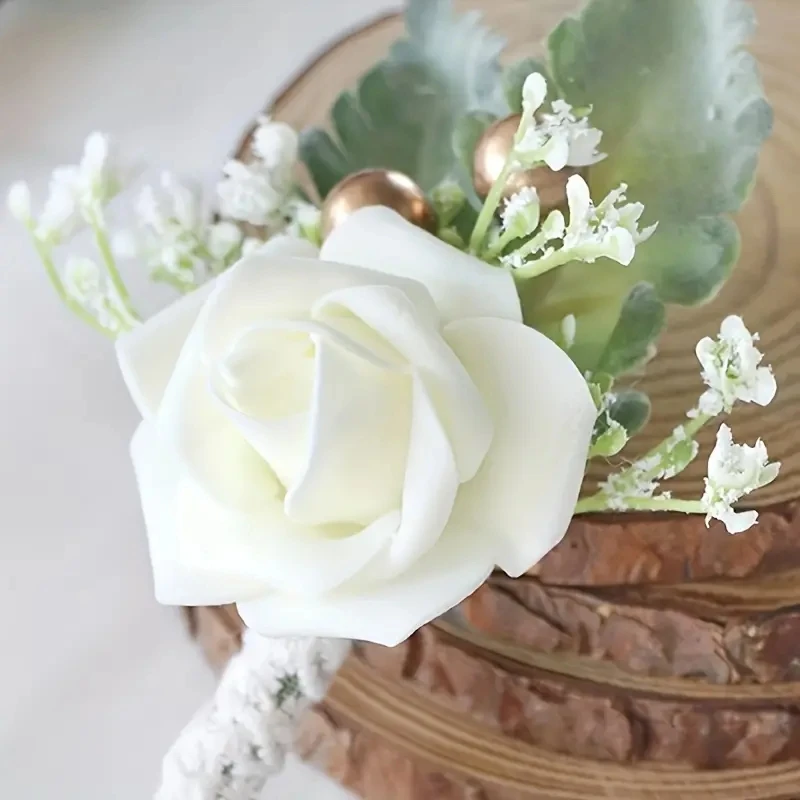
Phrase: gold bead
[
  {"left": 473, "top": 113, "right": 581, "bottom": 215},
  {"left": 320, "top": 168, "right": 437, "bottom": 240}
]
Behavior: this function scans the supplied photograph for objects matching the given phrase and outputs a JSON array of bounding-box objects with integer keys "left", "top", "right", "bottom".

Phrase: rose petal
[
  {"left": 285, "top": 334, "right": 411, "bottom": 526},
  {"left": 320, "top": 206, "right": 522, "bottom": 323},
  {"left": 131, "top": 422, "right": 400, "bottom": 604},
  {"left": 315, "top": 284, "right": 492, "bottom": 483},
  {"left": 444, "top": 317, "right": 595, "bottom": 577},
  {"left": 377, "top": 373, "right": 459, "bottom": 576},
  {"left": 237, "top": 527, "right": 492, "bottom": 647},
  {"left": 115, "top": 234, "right": 317, "bottom": 423},
  {"left": 157, "top": 301, "right": 277, "bottom": 509},
  {"left": 130, "top": 422, "right": 267, "bottom": 604},
  {"left": 202, "top": 250, "right": 438, "bottom": 363},
  {"left": 116, "top": 282, "right": 214, "bottom": 422},
  {"left": 209, "top": 324, "right": 316, "bottom": 488}
]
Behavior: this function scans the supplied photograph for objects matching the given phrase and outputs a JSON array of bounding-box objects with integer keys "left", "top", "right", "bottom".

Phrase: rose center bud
[{"left": 210, "top": 314, "right": 413, "bottom": 530}]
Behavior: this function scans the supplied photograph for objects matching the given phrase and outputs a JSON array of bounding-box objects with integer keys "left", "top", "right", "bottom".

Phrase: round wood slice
[{"left": 188, "top": 1, "right": 800, "bottom": 797}]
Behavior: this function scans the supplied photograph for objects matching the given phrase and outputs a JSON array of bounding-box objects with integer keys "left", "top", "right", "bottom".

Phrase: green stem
[
  {"left": 482, "top": 226, "right": 519, "bottom": 260},
  {"left": 153, "top": 269, "right": 195, "bottom": 295},
  {"left": 91, "top": 218, "right": 140, "bottom": 321},
  {"left": 577, "top": 412, "right": 713, "bottom": 512},
  {"left": 30, "top": 232, "right": 115, "bottom": 339},
  {"left": 512, "top": 247, "right": 573, "bottom": 279},
  {"left": 575, "top": 495, "right": 704, "bottom": 515},
  {"left": 469, "top": 158, "right": 514, "bottom": 254},
  {"left": 636, "top": 414, "right": 710, "bottom": 483}
]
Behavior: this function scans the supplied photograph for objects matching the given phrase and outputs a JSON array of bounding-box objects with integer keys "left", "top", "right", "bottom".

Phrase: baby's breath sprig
[
  {"left": 7, "top": 132, "right": 139, "bottom": 336},
  {"left": 576, "top": 316, "right": 779, "bottom": 534},
  {"left": 469, "top": 72, "right": 605, "bottom": 255},
  {"left": 113, "top": 173, "right": 262, "bottom": 294},
  {"left": 504, "top": 175, "right": 657, "bottom": 276}
]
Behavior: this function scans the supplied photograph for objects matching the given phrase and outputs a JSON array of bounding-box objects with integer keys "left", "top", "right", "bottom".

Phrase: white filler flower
[
  {"left": 116, "top": 207, "right": 596, "bottom": 646},
  {"left": 516, "top": 74, "right": 606, "bottom": 172},
  {"left": 695, "top": 315, "right": 777, "bottom": 416},
  {"left": 563, "top": 175, "right": 657, "bottom": 265},
  {"left": 702, "top": 424, "right": 780, "bottom": 533},
  {"left": 217, "top": 117, "right": 298, "bottom": 227}
]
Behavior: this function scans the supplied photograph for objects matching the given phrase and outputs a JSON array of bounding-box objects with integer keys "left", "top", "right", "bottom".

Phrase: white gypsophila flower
[
  {"left": 501, "top": 187, "right": 540, "bottom": 238},
  {"left": 217, "top": 160, "right": 283, "bottom": 227},
  {"left": 207, "top": 221, "right": 244, "bottom": 262},
  {"left": 563, "top": 175, "right": 657, "bottom": 266},
  {"left": 693, "top": 315, "right": 777, "bottom": 417},
  {"left": 33, "top": 132, "right": 123, "bottom": 242},
  {"left": 130, "top": 176, "right": 205, "bottom": 288},
  {"left": 217, "top": 117, "right": 299, "bottom": 229},
  {"left": 521, "top": 72, "right": 548, "bottom": 120},
  {"left": 500, "top": 209, "right": 566, "bottom": 269},
  {"left": 515, "top": 85, "right": 606, "bottom": 172},
  {"left": 252, "top": 116, "right": 298, "bottom": 177},
  {"left": 35, "top": 178, "right": 80, "bottom": 243},
  {"left": 63, "top": 256, "right": 133, "bottom": 335},
  {"left": 7, "top": 181, "right": 32, "bottom": 222},
  {"left": 701, "top": 423, "right": 780, "bottom": 534}
]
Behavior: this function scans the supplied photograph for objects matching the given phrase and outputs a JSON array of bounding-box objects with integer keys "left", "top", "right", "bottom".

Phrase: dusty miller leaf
[
  {"left": 525, "top": 0, "right": 771, "bottom": 375},
  {"left": 299, "top": 0, "right": 507, "bottom": 197}
]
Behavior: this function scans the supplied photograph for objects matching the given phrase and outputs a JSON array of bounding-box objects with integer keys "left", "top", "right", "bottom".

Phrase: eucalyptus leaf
[
  {"left": 525, "top": 0, "right": 771, "bottom": 376},
  {"left": 299, "top": 0, "right": 507, "bottom": 197}
]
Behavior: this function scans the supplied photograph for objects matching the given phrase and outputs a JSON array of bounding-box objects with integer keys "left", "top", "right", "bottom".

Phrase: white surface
[{"left": 0, "top": 0, "right": 394, "bottom": 797}]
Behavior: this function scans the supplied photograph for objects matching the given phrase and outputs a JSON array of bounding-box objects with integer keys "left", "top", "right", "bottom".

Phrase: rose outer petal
[
  {"left": 237, "top": 527, "right": 492, "bottom": 647},
  {"left": 444, "top": 317, "right": 596, "bottom": 577},
  {"left": 130, "top": 422, "right": 400, "bottom": 605},
  {"left": 115, "top": 235, "right": 318, "bottom": 422},
  {"left": 320, "top": 206, "right": 523, "bottom": 324}
]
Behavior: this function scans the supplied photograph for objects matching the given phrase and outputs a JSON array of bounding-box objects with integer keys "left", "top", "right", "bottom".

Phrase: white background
[{"left": 0, "top": 0, "right": 393, "bottom": 796}]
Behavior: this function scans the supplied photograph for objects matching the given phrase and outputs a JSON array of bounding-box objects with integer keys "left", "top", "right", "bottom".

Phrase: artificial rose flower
[{"left": 117, "top": 207, "right": 595, "bottom": 646}]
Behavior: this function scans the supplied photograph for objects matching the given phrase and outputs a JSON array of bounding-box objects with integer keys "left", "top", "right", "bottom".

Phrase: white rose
[{"left": 117, "top": 207, "right": 595, "bottom": 646}]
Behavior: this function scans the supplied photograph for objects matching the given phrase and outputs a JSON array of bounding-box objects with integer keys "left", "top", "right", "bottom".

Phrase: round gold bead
[
  {"left": 320, "top": 168, "right": 437, "bottom": 240},
  {"left": 473, "top": 113, "right": 580, "bottom": 214}
]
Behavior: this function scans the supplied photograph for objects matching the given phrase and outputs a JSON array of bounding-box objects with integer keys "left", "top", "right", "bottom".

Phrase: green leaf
[
  {"left": 452, "top": 112, "right": 497, "bottom": 183},
  {"left": 596, "top": 283, "right": 665, "bottom": 375},
  {"left": 640, "top": 216, "right": 740, "bottom": 306},
  {"left": 526, "top": 0, "right": 771, "bottom": 375},
  {"left": 299, "top": 0, "right": 507, "bottom": 197},
  {"left": 606, "top": 389, "right": 651, "bottom": 437},
  {"left": 502, "top": 57, "right": 553, "bottom": 113}
]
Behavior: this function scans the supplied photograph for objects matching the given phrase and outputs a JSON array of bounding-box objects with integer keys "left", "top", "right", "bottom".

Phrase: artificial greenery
[{"left": 299, "top": 0, "right": 771, "bottom": 388}]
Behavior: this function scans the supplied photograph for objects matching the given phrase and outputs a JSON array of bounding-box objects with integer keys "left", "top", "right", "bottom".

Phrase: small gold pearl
[
  {"left": 473, "top": 113, "right": 580, "bottom": 214},
  {"left": 321, "top": 169, "right": 437, "bottom": 240}
]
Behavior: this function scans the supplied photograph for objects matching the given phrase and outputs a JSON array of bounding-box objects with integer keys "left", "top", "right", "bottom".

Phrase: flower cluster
[
  {"left": 500, "top": 174, "right": 656, "bottom": 273},
  {"left": 8, "top": 132, "right": 123, "bottom": 244},
  {"left": 702, "top": 424, "right": 780, "bottom": 533},
  {"left": 62, "top": 257, "right": 136, "bottom": 336},
  {"left": 693, "top": 314, "right": 777, "bottom": 417},
  {"left": 114, "top": 173, "right": 262, "bottom": 292},
  {"left": 471, "top": 73, "right": 655, "bottom": 274},
  {"left": 516, "top": 73, "right": 605, "bottom": 171},
  {"left": 579, "top": 317, "right": 779, "bottom": 534},
  {"left": 217, "top": 116, "right": 299, "bottom": 228}
]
